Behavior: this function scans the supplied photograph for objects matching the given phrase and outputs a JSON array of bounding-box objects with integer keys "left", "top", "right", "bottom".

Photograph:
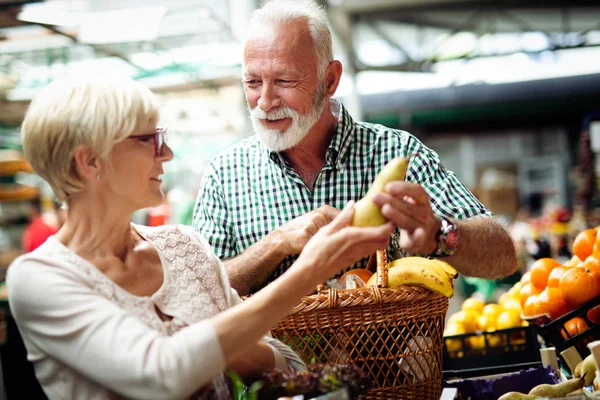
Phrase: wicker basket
[{"left": 272, "top": 250, "right": 449, "bottom": 400}]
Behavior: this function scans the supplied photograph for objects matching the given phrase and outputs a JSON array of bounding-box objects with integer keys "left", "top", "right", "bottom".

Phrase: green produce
[
  {"left": 351, "top": 155, "right": 414, "bottom": 227},
  {"left": 528, "top": 377, "right": 584, "bottom": 397}
]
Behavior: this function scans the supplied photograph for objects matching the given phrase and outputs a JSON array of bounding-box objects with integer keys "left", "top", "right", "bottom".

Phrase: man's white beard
[{"left": 249, "top": 97, "right": 325, "bottom": 152}]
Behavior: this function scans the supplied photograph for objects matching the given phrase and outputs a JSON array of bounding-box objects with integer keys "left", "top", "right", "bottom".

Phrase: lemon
[
  {"left": 459, "top": 310, "right": 479, "bottom": 332},
  {"left": 501, "top": 298, "right": 522, "bottom": 313},
  {"left": 498, "top": 292, "right": 511, "bottom": 309},
  {"left": 447, "top": 312, "right": 462, "bottom": 326},
  {"left": 508, "top": 282, "right": 523, "bottom": 298},
  {"left": 482, "top": 303, "right": 501, "bottom": 319},
  {"left": 462, "top": 297, "right": 485, "bottom": 314},
  {"left": 497, "top": 310, "right": 522, "bottom": 330},
  {"left": 477, "top": 314, "right": 497, "bottom": 332},
  {"left": 444, "top": 323, "right": 465, "bottom": 352},
  {"left": 466, "top": 335, "right": 485, "bottom": 350},
  {"left": 487, "top": 333, "right": 505, "bottom": 347}
]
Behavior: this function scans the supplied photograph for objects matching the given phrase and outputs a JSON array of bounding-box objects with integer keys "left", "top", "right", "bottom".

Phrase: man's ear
[
  {"left": 325, "top": 60, "right": 343, "bottom": 97},
  {"left": 73, "top": 146, "right": 102, "bottom": 181}
]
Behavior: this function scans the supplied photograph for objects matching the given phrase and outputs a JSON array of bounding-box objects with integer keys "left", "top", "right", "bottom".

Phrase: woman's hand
[{"left": 299, "top": 201, "right": 395, "bottom": 282}]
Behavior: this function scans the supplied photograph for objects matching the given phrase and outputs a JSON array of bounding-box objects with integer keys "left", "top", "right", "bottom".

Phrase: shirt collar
[
  {"left": 326, "top": 99, "right": 354, "bottom": 171},
  {"left": 258, "top": 99, "right": 356, "bottom": 171}
]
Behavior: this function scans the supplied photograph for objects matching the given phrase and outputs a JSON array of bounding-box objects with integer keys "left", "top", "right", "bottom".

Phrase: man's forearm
[
  {"left": 225, "top": 232, "right": 288, "bottom": 296},
  {"left": 446, "top": 217, "right": 517, "bottom": 279}
]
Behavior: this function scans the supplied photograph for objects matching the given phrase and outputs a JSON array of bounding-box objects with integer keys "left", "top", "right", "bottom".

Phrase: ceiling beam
[
  {"left": 31, "top": 23, "right": 148, "bottom": 73},
  {"left": 348, "top": 0, "right": 600, "bottom": 18}
]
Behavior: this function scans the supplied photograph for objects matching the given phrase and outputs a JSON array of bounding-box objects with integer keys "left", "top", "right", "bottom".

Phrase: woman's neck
[{"left": 56, "top": 197, "right": 136, "bottom": 261}]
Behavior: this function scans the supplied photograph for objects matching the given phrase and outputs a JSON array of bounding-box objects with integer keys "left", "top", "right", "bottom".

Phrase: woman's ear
[{"left": 73, "top": 146, "right": 102, "bottom": 181}]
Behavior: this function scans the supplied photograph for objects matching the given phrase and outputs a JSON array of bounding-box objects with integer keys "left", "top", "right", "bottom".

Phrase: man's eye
[
  {"left": 278, "top": 80, "right": 292, "bottom": 84},
  {"left": 137, "top": 137, "right": 152, "bottom": 143},
  {"left": 245, "top": 80, "right": 260, "bottom": 85}
]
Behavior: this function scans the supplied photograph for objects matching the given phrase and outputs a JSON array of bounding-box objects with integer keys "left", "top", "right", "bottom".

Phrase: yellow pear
[
  {"left": 497, "top": 393, "right": 540, "bottom": 400},
  {"left": 528, "top": 377, "right": 584, "bottom": 397},
  {"left": 352, "top": 155, "right": 414, "bottom": 227}
]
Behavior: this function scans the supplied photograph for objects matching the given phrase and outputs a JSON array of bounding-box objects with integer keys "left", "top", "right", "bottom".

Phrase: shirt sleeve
[
  {"left": 7, "top": 258, "right": 226, "bottom": 400},
  {"left": 404, "top": 135, "right": 492, "bottom": 220},
  {"left": 192, "top": 164, "right": 238, "bottom": 260}
]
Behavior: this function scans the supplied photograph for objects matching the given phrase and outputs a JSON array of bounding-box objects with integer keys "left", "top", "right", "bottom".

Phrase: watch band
[{"left": 430, "top": 217, "right": 459, "bottom": 257}]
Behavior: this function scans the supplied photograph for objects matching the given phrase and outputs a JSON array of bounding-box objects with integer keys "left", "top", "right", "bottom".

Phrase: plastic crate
[
  {"left": 525, "top": 295, "right": 600, "bottom": 371},
  {"left": 442, "top": 326, "right": 542, "bottom": 379}
]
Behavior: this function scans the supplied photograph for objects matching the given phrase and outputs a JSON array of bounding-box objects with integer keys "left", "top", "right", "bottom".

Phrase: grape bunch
[{"left": 257, "top": 363, "right": 373, "bottom": 400}]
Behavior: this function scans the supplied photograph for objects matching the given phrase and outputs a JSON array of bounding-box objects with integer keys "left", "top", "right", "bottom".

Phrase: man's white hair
[{"left": 247, "top": 0, "right": 333, "bottom": 81}]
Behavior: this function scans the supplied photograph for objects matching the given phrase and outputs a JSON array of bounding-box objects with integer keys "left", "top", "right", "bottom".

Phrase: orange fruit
[
  {"left": 536, "top": 287, "right": 570, "bottom": 320},
  {"left": 519, "top": 282, "right": 541, "bottom": 307},
  {"left": 561, "top": 317, "right": 588, "bottom": 339},
  {"left": 583, "top": 253, "right": 600, "bottom": 275},
  {"left": 523, "top": 294, "right": 540, "bottom": 317},
  {"left": 587, "top": 305, "right": 600, "bottom": 324},
  {"left": 547, "top": 266, "right": 570, "bottom": 288},
  {"left": 559, "top": 267, "right": 600, "bottom": 308},
  {"left": 573, "top": 229, "right": 597, "bottom": 261},
  {"left": 530, "top": 258, "right": 561, "bottom": 290},
  {"left": 341, "top": 269, "right": 373, "bottom": 286},
  {"left": 564, "top": 255, "right": 582, "bottom": 267},
  {"left": 595, "top": 228, "right": 600, "bottom": 251}
]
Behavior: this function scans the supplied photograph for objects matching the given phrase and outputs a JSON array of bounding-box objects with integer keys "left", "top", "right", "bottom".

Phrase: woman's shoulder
[{"left": 6, "top": 238, "right": 82, "bottom": 306}]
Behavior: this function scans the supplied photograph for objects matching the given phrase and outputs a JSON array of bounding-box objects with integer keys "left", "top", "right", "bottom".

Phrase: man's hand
[
  {"left": 273, "top": 204, "right": 340, "bottom": 257},
  {"left": 371, "top": 181, "right": 440, "bottom": 255}
]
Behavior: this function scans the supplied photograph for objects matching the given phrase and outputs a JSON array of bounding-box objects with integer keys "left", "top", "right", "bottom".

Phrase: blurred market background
[{"left": 2, "top": 0, "right": 600, "bottom": 314}]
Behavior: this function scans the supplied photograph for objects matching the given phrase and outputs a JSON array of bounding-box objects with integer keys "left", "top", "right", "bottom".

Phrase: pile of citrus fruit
[
  {"left": 444, "top": 295, "right": 527, "bottom": 354},
  {"left": 444, "top": 227, "right": 600, "bottom": 355},
  {"left": 517, "top": 227, "right": 600, "bottom": 337}
]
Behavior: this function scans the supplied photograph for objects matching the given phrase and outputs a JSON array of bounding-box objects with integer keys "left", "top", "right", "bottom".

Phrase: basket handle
[{"left": 317, "top": 249, "right": 389, "bottom": 292}]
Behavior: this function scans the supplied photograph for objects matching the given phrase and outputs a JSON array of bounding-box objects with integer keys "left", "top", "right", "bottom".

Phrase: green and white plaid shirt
[{"left": 193, "top": 100, "right": 491, "bottom": 285}]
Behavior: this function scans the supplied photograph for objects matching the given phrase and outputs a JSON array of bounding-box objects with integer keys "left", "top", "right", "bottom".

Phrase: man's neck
[{"left": 282, "top": 103, "right": 338, "bottom": 190}]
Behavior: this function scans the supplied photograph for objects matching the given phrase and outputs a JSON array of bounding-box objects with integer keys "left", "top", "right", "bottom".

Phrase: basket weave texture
[{"left": 272, "top": 251, "right": 449, "bottom": 400}]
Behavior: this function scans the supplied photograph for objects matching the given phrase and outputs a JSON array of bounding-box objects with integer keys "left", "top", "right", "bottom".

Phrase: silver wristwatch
[{"left": 430, "top": 217, "right": 459, "bottom": 257}]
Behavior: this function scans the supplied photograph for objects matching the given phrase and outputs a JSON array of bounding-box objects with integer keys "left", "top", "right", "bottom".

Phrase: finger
[
  {"left": 326, "top": 200, "right": 355, "bottom": 231},
  {"left": 384, "top": 182, "right": 429, "bottom": 205},
  {"left": 318, "top": 204, "right": 342, "bottom": 221},
  {"left": 380, "top": 204, "right": 424, "bottom": 232},
  {"left": 373, "top": 192, "right": 430, "bottom": 224},
  {"left": 399, "top": 227, "right": 428, "bottom": 254}
]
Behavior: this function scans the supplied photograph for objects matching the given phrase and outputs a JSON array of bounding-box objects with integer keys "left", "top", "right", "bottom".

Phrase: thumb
[{"left": 328, "top": 200, "right": 355, "bottom": 230}]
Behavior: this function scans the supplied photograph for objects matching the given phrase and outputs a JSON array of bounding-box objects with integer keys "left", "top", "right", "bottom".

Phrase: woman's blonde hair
[{"left": 21, "top": 77, "right": 160, "bottom": 202}]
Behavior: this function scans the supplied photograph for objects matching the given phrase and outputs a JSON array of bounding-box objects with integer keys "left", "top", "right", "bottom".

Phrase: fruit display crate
[
  {"left": 442, "top": 326, "right": 542, "bottom": 379},
  {"left": 525, "top": 295, "right": 600, "bottom": 372}
]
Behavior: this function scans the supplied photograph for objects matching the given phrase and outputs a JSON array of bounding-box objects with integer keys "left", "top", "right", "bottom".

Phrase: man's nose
[{"left": 257, "top": 83, "right": 280, "bottom": 112}]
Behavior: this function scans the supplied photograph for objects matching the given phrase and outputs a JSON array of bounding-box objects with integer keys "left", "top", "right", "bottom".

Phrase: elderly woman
[{"left": 6, "top": 77, "right": 394, "bottom": 400}]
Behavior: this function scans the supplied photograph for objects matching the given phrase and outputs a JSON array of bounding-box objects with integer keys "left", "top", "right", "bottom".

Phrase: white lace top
[{"left": 6, "top": 224, "right": 300, "bottom": 400}]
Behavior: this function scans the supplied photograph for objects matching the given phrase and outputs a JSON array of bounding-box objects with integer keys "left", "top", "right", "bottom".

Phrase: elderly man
[{"left": 193, "top": 0, "right": 516, "bottom": 296}]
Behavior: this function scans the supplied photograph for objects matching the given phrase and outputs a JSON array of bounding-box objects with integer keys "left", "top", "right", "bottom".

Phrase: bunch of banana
[{"left": 366, "top": 257, "right": 457, "bottom": 298}]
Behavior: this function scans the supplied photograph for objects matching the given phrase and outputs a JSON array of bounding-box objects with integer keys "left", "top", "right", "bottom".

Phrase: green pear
[{"left": 351, "top": 154, "right": 415, "bottom": 227}]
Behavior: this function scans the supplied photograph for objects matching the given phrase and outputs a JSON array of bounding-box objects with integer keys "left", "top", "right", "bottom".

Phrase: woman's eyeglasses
[{"left": 127, "top": 127, "right": 167, "bottom": 157}]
